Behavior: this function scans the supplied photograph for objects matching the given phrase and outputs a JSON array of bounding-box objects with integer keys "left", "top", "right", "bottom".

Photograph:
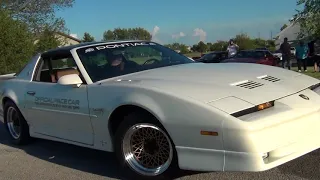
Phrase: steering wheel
[{"left": 143, "top": 58, "right": 160, "bottom": 65}]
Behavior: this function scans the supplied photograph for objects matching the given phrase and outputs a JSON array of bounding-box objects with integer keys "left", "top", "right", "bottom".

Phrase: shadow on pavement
[
  {"left": 0, "top": 120, "right": 200, "bottom": 180},
  {"left": 278, "top": 149, "right": 320, "bottom": 180}
]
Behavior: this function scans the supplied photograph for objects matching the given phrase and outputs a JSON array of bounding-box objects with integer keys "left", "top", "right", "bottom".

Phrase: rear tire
[
  {"left": 3, "top": 101, "right": 31, "bottom": 145},
  {"left": 114, "top": 111, "right": 178, "bottom": 180}
]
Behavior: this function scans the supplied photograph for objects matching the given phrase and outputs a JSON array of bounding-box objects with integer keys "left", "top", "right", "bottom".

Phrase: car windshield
[{"left": 76, "top": 41, "right": 194, "bottom": 82}]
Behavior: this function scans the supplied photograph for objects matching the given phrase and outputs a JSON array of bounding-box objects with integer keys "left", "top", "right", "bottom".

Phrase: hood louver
[
  {"left": 230, "top": 80, "right": 264, "bottom": 89},
  {"left": 257, "top": 75, "right": 280, "bottom": 82}
]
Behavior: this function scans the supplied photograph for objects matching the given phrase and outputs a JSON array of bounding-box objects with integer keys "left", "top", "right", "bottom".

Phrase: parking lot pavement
[{"left": 0, "top": 118, "right": 319, "bottom": 180}]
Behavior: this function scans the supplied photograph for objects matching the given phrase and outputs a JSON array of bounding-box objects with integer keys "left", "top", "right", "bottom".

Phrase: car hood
[{"left": 101, "top": 63, "right": 319, "bottom": 105}]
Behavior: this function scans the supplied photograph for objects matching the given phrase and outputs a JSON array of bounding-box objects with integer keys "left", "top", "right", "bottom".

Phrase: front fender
[
  {"left": 108, "top": 92, "right": 168, "bottom": 124},
  {"left": 88, "top": 84, "right": 230, "bottom": 152},
  {"left": 0, "top": 80, "right": 28, "bottom": 120},
  {"left": 1, "top": 88, "right": 20, "bottom": 107}
]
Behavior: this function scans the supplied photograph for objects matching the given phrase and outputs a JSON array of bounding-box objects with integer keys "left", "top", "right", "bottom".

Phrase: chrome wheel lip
[
  {"left": 6, "top": 107, "right": 21, "bottom": 140},
  {"left": 122, "top": 123, "right": 173, "bottom": 176}
]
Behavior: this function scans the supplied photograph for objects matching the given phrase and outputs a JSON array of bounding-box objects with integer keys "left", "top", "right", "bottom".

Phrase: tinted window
[
  {"left": 76, "top": 42, "right": 194, "bottom": 82},
  {"left": 201, "top": 53, "right": 216, "bottom": 61},
  {"left": 252, "top": 51, "right": 265, "bottom": 58},
  {"left": 235, "top": 51, "right": 265, "bottom": 58},
  {"left": 220, "top": 53, "right": 227, "bottom": 59},
  {"left": 235, "top": 51, "right": 252, "bottom": 58}
]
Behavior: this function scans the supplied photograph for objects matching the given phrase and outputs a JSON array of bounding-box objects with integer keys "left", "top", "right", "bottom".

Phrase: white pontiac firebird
[{"left": 0, "top": 40, "right": 320, "bottom": 179}]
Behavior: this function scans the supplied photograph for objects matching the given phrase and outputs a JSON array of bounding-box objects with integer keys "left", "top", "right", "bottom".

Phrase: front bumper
[
  {"left": 176, "top": 127, "right": 320, "bottom": 172},
  {"left": 224, "top": 128, "right": 320, "bottom": 171},
  {"left": 176, "top": 89, "right": 320, "bottom": 172}
]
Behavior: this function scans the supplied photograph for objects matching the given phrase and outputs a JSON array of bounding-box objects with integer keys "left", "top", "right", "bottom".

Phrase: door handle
[{"left": 27, "top": 91, "right": 36, "bottom": 96}]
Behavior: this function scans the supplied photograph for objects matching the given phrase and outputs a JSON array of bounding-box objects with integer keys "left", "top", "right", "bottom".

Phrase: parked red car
[{"left": 221, "top": 50, "right": 278, "bottom": 66}]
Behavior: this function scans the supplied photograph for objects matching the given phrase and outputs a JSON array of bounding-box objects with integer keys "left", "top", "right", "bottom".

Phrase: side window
[
  {"left": 34, "top": 54, "right": 80, "bottom": 83},
  {"left": 221, "top": 53, "right": 227, "bottom": 59},
  {"left": 202, "top": 54, "right": 213, "bottom": 61},
  {"left": 51, "top": 57, "right": 77, "bottom": 69}
]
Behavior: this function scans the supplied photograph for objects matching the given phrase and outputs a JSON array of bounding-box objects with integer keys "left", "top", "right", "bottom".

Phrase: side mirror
[{"left": 57, "top": 74, "right": 83, "bottom": 87}]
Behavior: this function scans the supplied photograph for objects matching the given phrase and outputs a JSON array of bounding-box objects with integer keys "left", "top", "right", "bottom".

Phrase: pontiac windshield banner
[
  {"left": 83, "top": 41, "right": 156, "bottom": 53},
  {"left": 35, "top": 96, "right": 80, "bottom": 110}
]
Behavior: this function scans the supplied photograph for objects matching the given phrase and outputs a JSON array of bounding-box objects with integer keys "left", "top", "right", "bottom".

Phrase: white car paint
[
  {"left": 273, "top": 52, "right": 282, "bottom": 61},
  {"left": 0, "top": 41, "right": 320, "bottom": 174},
  {"left": 291, "top": 47, "right": 296, "bottom": 56}
]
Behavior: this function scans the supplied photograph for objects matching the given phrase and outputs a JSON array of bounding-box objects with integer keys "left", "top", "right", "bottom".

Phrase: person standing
[
  {"left": 308, "top": 40, "right": 318, "bottom": 72},
  {"left": 280, "top": 37, "right": 292, "bottom": 70},
  {"left": 295, "top": 41, "right": 309, "bottom": 72},
  {"left": 226, "top": 39, "right": 239, "bottom": 58}
]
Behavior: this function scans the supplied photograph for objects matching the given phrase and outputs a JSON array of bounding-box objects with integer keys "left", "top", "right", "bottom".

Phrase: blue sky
[{"left": 56, "top": 0, "right": 301, "bottom": 45}]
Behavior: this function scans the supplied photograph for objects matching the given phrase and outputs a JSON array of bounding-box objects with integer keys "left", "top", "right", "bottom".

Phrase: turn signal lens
[
  {"left": 257, "top": 102, "right": 273, "bottom": 110},
  {"left": 200, "top": 131, "right": 219, "bottom": 136},
  {"left": 231, "top": 101, "right": 274, "bottom": 117}
]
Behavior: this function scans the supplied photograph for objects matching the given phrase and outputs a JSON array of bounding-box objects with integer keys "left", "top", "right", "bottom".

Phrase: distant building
[
  {"left": 274, "top": 18, "right": 319, "bottom": 50},
  {"left": 274, "top": 21, "right": 302, "bottom": 49},
  {"left": 33, "top": 31, "right": 82, "bottom": 47},
  {"left": 274, "top": 20, "right": 319, "bottom": 54},
  {"left": 55, "top": 32, "right": 82, "bottom": 47}
]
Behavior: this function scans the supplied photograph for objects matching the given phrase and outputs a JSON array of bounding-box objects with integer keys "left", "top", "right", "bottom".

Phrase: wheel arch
[
  {"left": 1, "top": 89, "right": 27, "bottom": 124},
  {"left": 108, "top": 102, "right": 166, "bottom": 141},
  {"left": 1, "top": 90, "right": 19, "bottom": 109},
  {"left": 2, "top": 96, "right": 14, "bottom": 107}
]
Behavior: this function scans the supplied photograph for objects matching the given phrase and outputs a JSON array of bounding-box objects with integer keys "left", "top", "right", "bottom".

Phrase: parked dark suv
[{"left": 196, "top": 51, "right": 228, "bottom": 63}]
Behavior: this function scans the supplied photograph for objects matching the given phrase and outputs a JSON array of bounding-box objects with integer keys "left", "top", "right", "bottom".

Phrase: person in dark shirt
[
  {"left": 308, "top": 40, "right": 318, "bottom": 72},
  {"left": 280, "top": 37, "right": 292, "bottom": 70}
]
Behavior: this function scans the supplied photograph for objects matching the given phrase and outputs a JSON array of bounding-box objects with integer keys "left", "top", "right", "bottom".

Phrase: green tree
[
  {"left": 103, "top": 27, "right": 152, "bottom": 41},
  {"left": 131, "top": 27, "right": 152, "bottom": 40},
  {"left": 191, "top": 44, "right": 198, "bottom": 52},
  {"left": 82, "top": 32, "right": 95, "bottom": 42},
  {"left": 1, "top": 0, "right": 75, "bottom": 36},
  {"left": 206, "top": 42, "right": 212, "bottom": 51},
  {"left": 197, "top": 41, "right": 207, "bottom": 53},
  {"left": 234, "top": 33, "right": 255, "bottom": 50},
  {"left": 294, "top": 0, "right": 320, "bottom": 38},
  {"left": 34, "top": 28, "right": 61, "bottom": 53},
  {"left": 252, "top": 38, "right": 267, "bottom": 48},
  {"left": 164, "top": 43, "right": 190, "bottom": 53},
  {"left": 180, "top": 45, "right": 189, "bottom": 54},
  {"left": 113, "top": 27, "right": 129, "bottom": 40},
  {"left": 280, "top": 24, "right": 288, "bottom": 31},
  {"left": 0, "top": 9, "right": 34, "bottom": 74},
  {"left": 266, "top": 40, "right": 276, "bottom": 51},
  {"left": 103, "top": 30, "right": 115, "bottom": 41},
  {"left": 210, "top": 41, "right": 228, "bottom": 51}
]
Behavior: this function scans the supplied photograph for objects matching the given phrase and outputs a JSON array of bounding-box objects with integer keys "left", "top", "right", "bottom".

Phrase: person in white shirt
[{"left": 227, "top": 39, "right": 239, "bottom": 58}]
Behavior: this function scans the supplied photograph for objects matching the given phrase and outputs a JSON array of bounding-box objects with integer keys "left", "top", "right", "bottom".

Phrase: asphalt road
[{"left": 0, "top": 118, "right": 319, "bottom": 180}]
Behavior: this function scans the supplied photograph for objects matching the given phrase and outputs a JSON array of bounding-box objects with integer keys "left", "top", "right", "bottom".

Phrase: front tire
[
  {"left": 3, "top": 101, "right": 31, "bottom": 145},
  {"left": 115, "top": 111, "right": 178, "bottom": 180}
]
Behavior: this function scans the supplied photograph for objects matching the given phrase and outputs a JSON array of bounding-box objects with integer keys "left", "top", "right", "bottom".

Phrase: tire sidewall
[
  {"left": 114, "top": 112, "right": 178, "bottom": 180},
  {"left": 3, "top": 101, "right": 30, "bottom": 145}
]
